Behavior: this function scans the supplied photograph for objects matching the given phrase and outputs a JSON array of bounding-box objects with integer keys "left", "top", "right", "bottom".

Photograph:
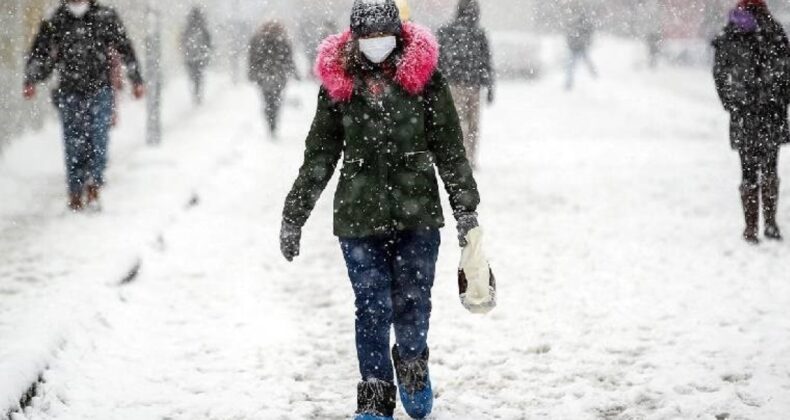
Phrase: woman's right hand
[{"left": 280, "top": 220, "right": 302, "bottom": 262}]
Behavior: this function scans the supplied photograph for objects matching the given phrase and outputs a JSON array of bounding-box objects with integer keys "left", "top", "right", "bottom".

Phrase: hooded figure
[
  {"left": 713, "top": 0, "right": 790, "bottom": 243},
  {"left": 181, "top": 8, "right": 212, "bottom": 105},
  {"left": 437, "top": 0, "right": 494, "bottom": 169},
  {"left": 23, "top": 0, "right": 145, "bottom": 211},
  {"left": 248, "top": 21, "right": 298, "bottom": 137},
  {"left": 280, "top": 1, "right": 482, "bottom": 418}
]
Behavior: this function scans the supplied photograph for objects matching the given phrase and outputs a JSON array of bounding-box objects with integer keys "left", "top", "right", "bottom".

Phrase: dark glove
[
  {"left": 280, "top": 220, "right": 302, "bottom": 262},
  {"left": 487, "top": 89, "right": 495, "bottom": 105},
  {"left": 456, "top": 212, "right": 479, "bottom": 248}
]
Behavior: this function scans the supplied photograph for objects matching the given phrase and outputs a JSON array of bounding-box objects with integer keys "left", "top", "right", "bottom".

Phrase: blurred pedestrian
[
  {"left": 182, "top": 7, "right": 212, "bottom": 105},
  {"left": 280, "top": 0, "right": 482, "bottom": 418},
  {"left": 713, "top": 0, "right": 790, "bottom": 243},
  {"left": 248, "top": 21, "right": 298, "bottom": 138},
  {"left": 23, "top": 0, "right": 145, "bottom": 212},
  {"left": 438, "top": 0, "right": 495, "bottom": 170},
  {"left": 646, "top": 31, "right": 662, "bottom": 69},
  {"left": 565, "top": 13, "right": 598, "bottom": 90}
]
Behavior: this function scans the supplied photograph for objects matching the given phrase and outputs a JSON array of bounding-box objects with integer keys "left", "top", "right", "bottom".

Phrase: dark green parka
[{"left": 283, "top": 22, "right": 479, "bottom": 238}]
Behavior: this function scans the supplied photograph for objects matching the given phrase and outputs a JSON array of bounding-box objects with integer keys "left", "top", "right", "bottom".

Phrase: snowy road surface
[{"left": 5, "top": 39, "right": 790, "bottom": 419}]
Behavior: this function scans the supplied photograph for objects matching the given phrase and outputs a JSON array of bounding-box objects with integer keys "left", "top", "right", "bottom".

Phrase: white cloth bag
[{"left": 458, "top": 227, "right": 497, "bottom": 314}]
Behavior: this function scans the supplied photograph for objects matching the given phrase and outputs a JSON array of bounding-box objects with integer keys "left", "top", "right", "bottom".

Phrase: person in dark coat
[
  {"left": 713, "top": 0, "right": 790, "bottom": 243},
  {"left": 437, "top": 0, "right": 494, "bottom": 169},
  {"left": 565, "top": 12, "right": 598, "bottom": 90},
  {"left": 181, "top": 8, "right": 212, "bottom": 105},
  {"left": 280, "top": 1, "right": 482, "bottom": 418},
  {"left": 248, "top": 21, "right": 298, "bottom": 138},
  {"left": 23, "top": 0, "right": 144, "bottom": 211}
]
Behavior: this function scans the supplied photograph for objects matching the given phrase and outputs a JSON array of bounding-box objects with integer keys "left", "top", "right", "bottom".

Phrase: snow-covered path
[{"left": 6, "top": 39, "right": 790, "bottom": 420}]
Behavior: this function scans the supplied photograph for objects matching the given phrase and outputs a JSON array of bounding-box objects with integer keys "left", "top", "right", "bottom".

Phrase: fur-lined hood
[{"left": 314, "top": 21, "right": 439, "bottom": 102}]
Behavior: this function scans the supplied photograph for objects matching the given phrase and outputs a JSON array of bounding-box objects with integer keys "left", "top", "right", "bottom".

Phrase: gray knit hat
[{"left": 350, "top": 0, "right": 403, "bottom": 37}]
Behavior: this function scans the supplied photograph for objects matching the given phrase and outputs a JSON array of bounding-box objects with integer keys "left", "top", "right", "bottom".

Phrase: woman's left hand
[
  {"left": 456, "top": 212, "right": 479, "bottom": 247},
  {"left": 280, "top": 221, "right": 302, "bottom": 262}
]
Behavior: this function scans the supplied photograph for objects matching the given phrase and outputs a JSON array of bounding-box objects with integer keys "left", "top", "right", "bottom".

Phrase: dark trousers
[
  {"left": 339, "top": 229, "right": 441, "bottom": 382},
  {"left": 566, "top": 49, "right": 597, "bottom": 90},
  {"left": 56, "top": 87, "right": 114, "bottom": 196},
  {"left": 260, "top": 85, "right": 284, "bottom": 135},
  {"left": 739, "top": 146, "right": 779, "bottom": 186},
  {"left": 187, "top": 64, "right": 205, "bottom": 104}
]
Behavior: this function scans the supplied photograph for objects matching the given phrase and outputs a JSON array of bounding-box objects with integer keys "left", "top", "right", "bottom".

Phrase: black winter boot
[
  {"left": 763, "top": 178, "right": 782, "bottom": 240},
  {"left": 741, "top": 183, "right": 760, "bottom": 244},
  {"left": 356, "top": 379, "right": 396, "bottom": 419}
]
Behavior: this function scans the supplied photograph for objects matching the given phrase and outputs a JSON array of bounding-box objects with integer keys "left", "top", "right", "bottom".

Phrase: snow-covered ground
[{"left": 3, "top": 38, "right": 790, "bottom": 420}]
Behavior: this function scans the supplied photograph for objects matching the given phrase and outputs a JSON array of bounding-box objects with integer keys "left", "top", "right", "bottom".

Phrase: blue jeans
[
  {"left": 340, "top": 228, "right": 441, "bottom": 383},
  {"left": 55, "top": 87, "right": 114, "bottom": 195}
]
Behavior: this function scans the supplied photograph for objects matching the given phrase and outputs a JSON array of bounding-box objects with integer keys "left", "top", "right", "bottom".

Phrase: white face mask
[
  {"left": 359, "top": 36, "right": 397, "bottom": 64},
  {"left": 67, "top": 2, "right": 90, "bottom": 18}
]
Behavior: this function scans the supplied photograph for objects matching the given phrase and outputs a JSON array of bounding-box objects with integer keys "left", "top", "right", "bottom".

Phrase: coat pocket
[
  {"left": 340, "top": 158, "right": 365, "bottom": 178},
  {"left": 404, "top": 151, "right": 436, "bottom": 173}
]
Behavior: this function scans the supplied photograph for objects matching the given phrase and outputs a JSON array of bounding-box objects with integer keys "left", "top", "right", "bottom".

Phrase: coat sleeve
[
  {"left": 107, "top": 9, "right": 143, "bottom": 86},
  {"left": 286, "top": 41, "right": 298, "bottom": 78},
  {"left": 282, "top": 88, "right": 344, "bottom": 227},
  {"left": 24, "top": 19, "right": 58, "bottom": 85},
  {"left": 247, "top": 37, "right": 258, "bottom": 81},
  {"left": 772, "top": 24, "right": 790, "bottom": 107},
  {"left": 436, "top": 28, "right": 449, "bottom": 75},
  {"left": 424, "top": 72, "right": 481, "bottom": 218},
  {"left": 712, "top": 37, "right": 735, "bottom": 111},
  {"left": 481, "top": 31, "right": 495, "bottom": 91},
  {"left": 204, "top": 26, "right": 213, "bottom": 52}
]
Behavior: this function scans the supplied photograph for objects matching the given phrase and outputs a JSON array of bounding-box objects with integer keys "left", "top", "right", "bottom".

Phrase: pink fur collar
[{"left": 314, "top": 22, "right": 439, "bottom": 102}]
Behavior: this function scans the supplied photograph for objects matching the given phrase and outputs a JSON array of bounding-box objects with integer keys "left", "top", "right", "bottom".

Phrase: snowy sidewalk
[
  {"left": 0, "top": 75, "right": 282, "bottom": 416},
  {"left": 7, "top": 39, "right": 790, "bottom": 420}
]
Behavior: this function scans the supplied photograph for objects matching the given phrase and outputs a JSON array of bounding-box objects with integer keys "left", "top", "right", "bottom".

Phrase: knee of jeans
[
  {"left": 393, "top": 285, "right": 431, "bottom": 316},
  {"left": 356, "top": 296, "right": 393, "bottom": 322}
]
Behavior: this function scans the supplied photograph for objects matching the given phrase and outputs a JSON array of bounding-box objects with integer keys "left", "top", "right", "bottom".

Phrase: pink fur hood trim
[{"left": 314, "top": 21, "right": 440, "bottom": 102}]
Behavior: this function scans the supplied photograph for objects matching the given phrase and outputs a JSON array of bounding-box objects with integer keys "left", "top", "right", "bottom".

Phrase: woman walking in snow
[
  {"left": 280, "top": 1, "right": 482, "bottom": 418},
  {"left": 713, "top": 0, "right": 790, "bottom": 243}
]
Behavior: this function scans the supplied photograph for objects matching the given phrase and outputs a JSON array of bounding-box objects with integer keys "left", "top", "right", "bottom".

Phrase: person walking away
[
  {"left": 23, "top": 0, "right": 145, "bottom": 212},
  {"left": 646, "top": 31, "right": 662, "bottom": 69},
  {"left": 565, "top": 13, "right": 598, "bottom": 90},
  {"left": 182, "top": 7, "right": 212, "bottom": 105},
  {"left": 637, "top": 0, "right": 662, "bottom": 69},
  {"left": 713, "top": 0, "right": 790, "bottom": 243},
  {"left": 248, "top": 21, "right": 299, "bottom": 138},
  {"left": 437, "top": 0, "right": 494, "bottom": 170},
  {"left": 280, "top": 1, "right": 483, "bottom": 418}
]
